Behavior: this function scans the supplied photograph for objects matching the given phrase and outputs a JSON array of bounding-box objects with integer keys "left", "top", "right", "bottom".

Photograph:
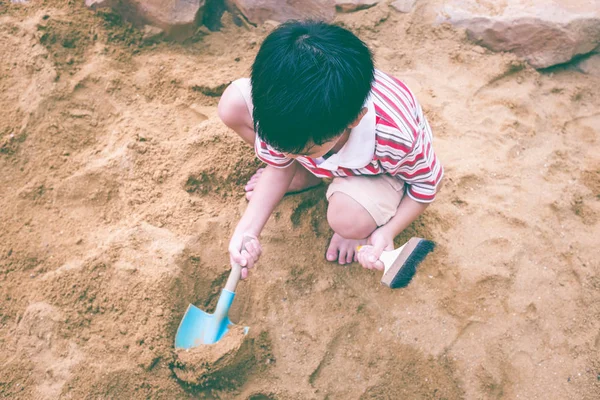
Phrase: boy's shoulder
[
  {"left": 371, "top": 70, "right": 422, "bottom": 142},
  {"left": 371, "top": 69, "right": 419, "bottom": 113}
]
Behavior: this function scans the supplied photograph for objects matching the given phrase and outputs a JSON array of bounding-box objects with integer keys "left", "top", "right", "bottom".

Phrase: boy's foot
[
  {"left": 326, "top": 233, "right": 368, "bottom": 265},
  {"left": 245, "top": 167, "right": 321, "bottom": 200}
]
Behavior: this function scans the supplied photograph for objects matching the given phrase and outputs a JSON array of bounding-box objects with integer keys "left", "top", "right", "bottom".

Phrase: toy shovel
[{"left": 175, "top": 260, "right": 247, "bottom": 349}]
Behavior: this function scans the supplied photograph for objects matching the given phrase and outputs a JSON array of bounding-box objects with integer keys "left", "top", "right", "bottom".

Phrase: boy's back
[{"left": 218, "top": 20, "right": 443, "bottom": 276}]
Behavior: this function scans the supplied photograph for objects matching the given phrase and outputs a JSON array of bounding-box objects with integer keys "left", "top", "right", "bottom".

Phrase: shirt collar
[{"left": 316, "top": 95, "right": 376, "bottom": 171}]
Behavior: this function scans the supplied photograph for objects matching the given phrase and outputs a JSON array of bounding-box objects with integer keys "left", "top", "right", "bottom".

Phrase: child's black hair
[{"left": 251, "top": 20, "right": 375, "bottom": 154}]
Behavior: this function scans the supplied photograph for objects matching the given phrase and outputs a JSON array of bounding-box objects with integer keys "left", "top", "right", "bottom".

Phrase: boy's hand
[
  {"left": 229, "top": 233, "right": 262, "bottom": 279},
  {"left": 357, "top": 227, "right": 395, "bottom": 270}
]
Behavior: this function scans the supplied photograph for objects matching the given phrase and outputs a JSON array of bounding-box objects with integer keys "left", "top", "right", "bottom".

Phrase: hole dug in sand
[{"left": 171, "top": 325, "right": 255, "bottom": 388}]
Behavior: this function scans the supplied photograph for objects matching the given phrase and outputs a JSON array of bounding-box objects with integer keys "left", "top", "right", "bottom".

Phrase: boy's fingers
[
  {"left": 241, "top": 250, "right": 254, "bottom": 269},
  {"left": 229, "top": 243, "right": 246, "bottom": 265},
  {"left": 357, "top": 245, "right": 373, "bottom": 253},
  {"left": 359, "top": 245, "right": 380, "bottom": 267},
  {"left": 367, "top": 258, "right": 376, "bottom": 270},
  {"left": 250, "top": 241, "right": 261, "bottom": 260},
  {"left": 254, "top": 241, "right": 262, "bottom": 254},
  {"left": 232, "top": 250, "right": 246, "bottom": 267},
  {"left": 369, "top": 252, "right": 380, "bottom": 269},
  {"left": 231, "top": 253, "right": 246, "bottom": 267},
  {"left": 363, "top": 241, "right": 387, "bottom": 267},
  {"left": 357, "top": 251, "right": 368, "bottom": 269},
  {"left": 241, "top": 267, "right": 248, "bottom": 280},
  {"left": 360, "top": 246, "right": 377, "bottom": 266},
  {"left": 244, "top": 242, "right": 258, "bottom": 260},
  {"left": 371, "top": 242, "right": 386, "bottom": 260},
  {"left": 371, "top": 240, "right": 392, "bottom": 270},
  {"left": 362, "top": 252, "right": 369, "bottom": 268}
]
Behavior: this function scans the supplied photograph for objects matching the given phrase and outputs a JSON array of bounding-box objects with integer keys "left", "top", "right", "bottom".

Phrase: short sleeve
[
  {"left": 398, "top": 141, "right": 443, "bottom": 202},
  {"left": 380, "top": 125, "right": 443, "bottom": 203},
  {"left": 373, "top": 70, "right": 443, "bottom": 202},
  {"left": 254, "top": 136, "right": 294, "bottom": 168}
]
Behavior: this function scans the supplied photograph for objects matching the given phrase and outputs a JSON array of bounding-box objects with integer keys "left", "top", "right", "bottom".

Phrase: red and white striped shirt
[{"left": 234, "top": 70, "right": 443, "bottom": 203}]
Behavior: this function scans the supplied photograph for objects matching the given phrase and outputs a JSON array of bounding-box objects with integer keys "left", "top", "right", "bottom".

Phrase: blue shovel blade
[
  {"left": 175, "top": 304, "right": 233, "bottom": 349},
  {"left": 175, "top": 289, "right": 249, "bottom": 349}
]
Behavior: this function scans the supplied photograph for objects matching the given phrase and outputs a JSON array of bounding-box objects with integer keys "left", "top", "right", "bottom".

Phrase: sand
[
  {"left": 173, "top": 325, "right": 250, "bottom": 386},
  {"left": 0, "top": 1, "right": 599, "bottom": 399}
]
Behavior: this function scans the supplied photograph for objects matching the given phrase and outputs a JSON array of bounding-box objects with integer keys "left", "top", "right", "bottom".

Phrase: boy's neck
[
  {"left": 331, "top": 129, "right": 351, "bottom": 153},
  {"left": 318, "top": 129, "right": 351, "bottom": 161}
]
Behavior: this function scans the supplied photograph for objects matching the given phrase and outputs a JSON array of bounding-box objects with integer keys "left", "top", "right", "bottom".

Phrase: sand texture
[
  {"left": 0, "top": 1, "right": 599, "bottom": 399},
  {"left": 173, "top": 325, "right": 250, "bottom": 386}
]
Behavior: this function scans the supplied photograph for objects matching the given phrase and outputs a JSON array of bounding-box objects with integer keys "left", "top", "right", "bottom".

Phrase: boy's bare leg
[
  {"left": 326, "top": 192, "right": 377, "bottom": 265},
  {"left": 218, "top": 85, "right": 321, "bottom": 200},
  {"left": 244, "top": 167, "right": 320, "bottom": 199}
]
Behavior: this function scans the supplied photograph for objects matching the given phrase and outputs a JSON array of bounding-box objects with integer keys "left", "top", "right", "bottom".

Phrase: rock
[
  {"left": 227, "top": 0, "right": 336, "bottom": 25},
  {"left": 86, "top": 0, "right": 205, "bottom": 40},
  {"left": 85, "top": 0, "right": 112, "bottom": 9},
  {"left": 335, "top": 0, "right": 380, "bottom": 13},
  {"left": 436, "top": 0, "right": 600, "bottom": 69},
  {"left": 391, "top": 0, "right": 416, "bottom": 13},
  {"left": 128, "top": 0, "right": 204, "bottom": 39},
  {"left": 576, "top": 53, "right": 600, "bottom": 76},
  {"left": 142, "top": 24, "right": 165, "bottom": 42},
  {"left": 263, "top": 19, "right": 280, "bottom": 29},
  {"left": 69, "top": 109, "right": 93, "bottom": 118}
]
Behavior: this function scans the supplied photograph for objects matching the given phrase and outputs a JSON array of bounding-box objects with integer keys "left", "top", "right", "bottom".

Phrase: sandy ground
[{"left": 1, "top": 1, "right": 599, "bottom": 399}]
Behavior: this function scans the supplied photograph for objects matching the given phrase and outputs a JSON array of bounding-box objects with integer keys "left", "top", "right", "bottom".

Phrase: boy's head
[{"left": 251, "top": 20, "right": 375, "bottom": 156}]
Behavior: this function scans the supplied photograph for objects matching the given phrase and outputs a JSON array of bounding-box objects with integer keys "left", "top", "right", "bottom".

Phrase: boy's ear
[{"left": 348, "top": 107, "right": 368, "bottom": 129}]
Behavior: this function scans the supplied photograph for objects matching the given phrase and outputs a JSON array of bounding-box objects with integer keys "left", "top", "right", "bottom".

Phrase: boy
[{"left": 218, "top": 20, "right": 443, "bottom": 278}]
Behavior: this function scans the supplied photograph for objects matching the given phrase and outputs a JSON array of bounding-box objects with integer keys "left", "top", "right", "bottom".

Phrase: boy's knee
[{"left": 327, "top": 192, "right": 376, "bottom": 239}]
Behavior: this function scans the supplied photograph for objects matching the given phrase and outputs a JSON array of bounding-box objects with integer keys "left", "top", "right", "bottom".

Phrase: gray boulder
[
  {"left": 576, "top": 53, "right": 600, "bottom": 76},
  {"left": 86, "top": 0, "right": 205, "bottom": 39},
  {"left": 391, "top": 0, "right": 416, "bottom": 14},
  {"left": 436, "top": 0, "right": 600, "bottom": 69},
  {"left": 336, "top": 0, "right": 380, "bottom": 13},
  {"left": 85, "top": 0, "right": 111, "bottom": 8},
  {"left": 227, "top": 0, "right": 336, "bottom": 25}
]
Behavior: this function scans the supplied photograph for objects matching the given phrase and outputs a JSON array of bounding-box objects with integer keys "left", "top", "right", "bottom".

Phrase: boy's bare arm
[
  {"left": 381, "top": 196, "right": 429, "bottom": 240},
  {"left": 229, "top": 163, "right": 297, "bottom": 275},
  {"left": 237, "top": 163, "right": 296, "bottom": 235}
]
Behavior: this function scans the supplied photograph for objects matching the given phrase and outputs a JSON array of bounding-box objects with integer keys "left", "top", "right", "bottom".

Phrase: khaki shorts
[{"left": 326, "top": 174, "right": 405, "bottom": 226}]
